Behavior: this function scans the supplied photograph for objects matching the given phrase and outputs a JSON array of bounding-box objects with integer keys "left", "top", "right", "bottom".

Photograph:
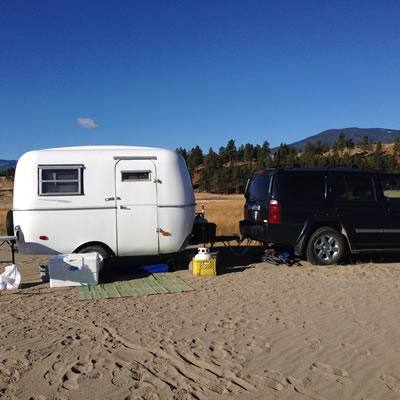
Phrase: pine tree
[
  {"left": 176, "top": 147, "right": 188, "bottom": 162},
  {"left": 187, "top": 146, "right": 204, "bottom": 175},
  {"left": 394, "top": 137, "right": 400, "bottom": 156},
  {"left": 243, "top": 143, "right": 255, "bottom": 162}
]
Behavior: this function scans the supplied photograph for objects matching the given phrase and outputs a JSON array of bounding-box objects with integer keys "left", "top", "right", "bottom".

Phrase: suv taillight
[{"left": 268, "top": 200, "right": 281, "bottom": 224}]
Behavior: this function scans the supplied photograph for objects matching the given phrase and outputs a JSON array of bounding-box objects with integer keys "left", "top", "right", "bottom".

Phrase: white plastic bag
[
  {"left": 0, "top": 275, "right": 6, "bottom": 291},
  {"left": 0, "top": 264, "right": 21, "bottom": 290}
]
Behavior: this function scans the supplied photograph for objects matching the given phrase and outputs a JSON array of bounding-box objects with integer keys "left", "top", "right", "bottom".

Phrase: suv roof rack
[
  {"left": 274, "top": 163, "right": 301, "bottom": 169},
  {"left": 273, "top": 164, "right": 384, "bottom": 172}
]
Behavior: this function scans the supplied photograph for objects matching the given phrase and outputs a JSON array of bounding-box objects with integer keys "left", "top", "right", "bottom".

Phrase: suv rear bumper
[
  {"left": 240, "top": 220, "right": 268, "bottom": 242},
  {"left": 240, "top": 220, "right": 302, "bottom": 253}
]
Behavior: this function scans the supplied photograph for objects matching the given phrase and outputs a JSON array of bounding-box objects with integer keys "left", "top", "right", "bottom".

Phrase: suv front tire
[{"left": 306, "top": 227, "right": 346, "bottom": 265}]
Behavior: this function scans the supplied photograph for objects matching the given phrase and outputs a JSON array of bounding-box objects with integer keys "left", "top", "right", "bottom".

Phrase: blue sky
[{"left": 1, "top": 0, "right": 400, "bottom": 160}]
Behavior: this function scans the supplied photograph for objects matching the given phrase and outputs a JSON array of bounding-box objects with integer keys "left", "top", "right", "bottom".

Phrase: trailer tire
[
  {"left": 77, "top": 245, "right": 109, "bottom": 271},
  {"left": 6, "top": 210, "right": 14, "bottom": 236}
]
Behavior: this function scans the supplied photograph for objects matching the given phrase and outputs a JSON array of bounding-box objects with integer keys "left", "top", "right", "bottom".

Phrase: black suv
[{"left": 240, "top": 167, "right": 400, "bottom": 265}]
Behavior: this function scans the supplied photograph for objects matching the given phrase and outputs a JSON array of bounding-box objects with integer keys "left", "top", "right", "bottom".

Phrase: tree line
[
  {"left": 177, "top": 134, "right": 400, "bottom": 194},
  {"left": 0, "top": 167, "right": 15, "bottom": 179}
]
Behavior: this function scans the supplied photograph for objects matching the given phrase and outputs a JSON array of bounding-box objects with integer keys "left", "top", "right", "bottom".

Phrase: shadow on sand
[{"left": 99, "top": 245, "right": 266, "bottom": 282}]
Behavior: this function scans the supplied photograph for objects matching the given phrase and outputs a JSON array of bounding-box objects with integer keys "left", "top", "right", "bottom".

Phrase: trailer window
[
  {"left": 121, "top": 171, "right": 151, "bottom": 181},
  {"left": 39, "top": 165, "right": 84, "bottom": 195}
]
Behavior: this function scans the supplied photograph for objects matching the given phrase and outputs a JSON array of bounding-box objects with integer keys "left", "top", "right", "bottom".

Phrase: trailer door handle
[{"left": 105, "top": 197, "right": 121, "bottom": 201}]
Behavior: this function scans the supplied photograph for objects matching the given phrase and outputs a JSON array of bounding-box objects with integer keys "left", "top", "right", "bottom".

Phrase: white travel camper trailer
[{"left": 11, "top": 146, "right": 195, "bottom": 260}]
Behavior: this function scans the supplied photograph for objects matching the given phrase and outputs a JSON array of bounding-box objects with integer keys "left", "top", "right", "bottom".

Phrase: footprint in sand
[
  {"left": 111, "top": 361, "right": 142, "bottom": 387},
  {"left": 208, "top": 341, "right": 228, "bottom": 359},
  {"left": 44, "top": 354, "right": 76, "bottom": 386},
  {"left": 60, "top": 359, "right": 97, "bottom": 390},
  {"left": 302, "top": 320, "right": 316, "bottom": 330},
  {"left": 247, "top": 369, "right": 286, "bottom": 391},
  {"left": 310, "top": 362, "right": 350, "bottom": 384},
  {"left": 286, "top": 376, "right": 326, "bottom": 400},
  {"left": 243, "top": 336, "right": 271, "bottom": 354},
  {"left": 354, "top": 319, "right": 377, "bottom": 331},
  {"left": 305, "top": 337, "right": 323, "bottom": 351},
  {"left": 341, "top": 343, "right": 371, "bottom": 356},
  {"left": 0, "top": 345, "right": 17, "bottom": 352},
  {"left": 0, "top": 358, "right": 30, "bottom": 385},
  {"left": 128, "top": 382, "right": 160, "bottom": 400},
  {"left": 380, "top": 374, "right": 400, "bottom": 392}
]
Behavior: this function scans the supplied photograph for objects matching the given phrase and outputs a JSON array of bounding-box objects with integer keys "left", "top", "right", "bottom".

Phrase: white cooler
[{"left": 48, "top": 253, "right": 100, "bottom": 288}]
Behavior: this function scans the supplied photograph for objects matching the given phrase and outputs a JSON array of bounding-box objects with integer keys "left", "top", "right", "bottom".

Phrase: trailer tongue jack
[{"left": 189, "top": 204, "right": 251, "bottom": 256}]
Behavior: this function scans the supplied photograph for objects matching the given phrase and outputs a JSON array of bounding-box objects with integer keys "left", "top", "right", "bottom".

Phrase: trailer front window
[{"left": 38, "top": 165, "right": 84, "bottom": 195}]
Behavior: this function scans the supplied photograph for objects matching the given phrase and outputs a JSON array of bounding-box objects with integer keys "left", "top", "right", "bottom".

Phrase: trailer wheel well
[{"left": 73, "top": 242, "right": 115, "bottom": 259}]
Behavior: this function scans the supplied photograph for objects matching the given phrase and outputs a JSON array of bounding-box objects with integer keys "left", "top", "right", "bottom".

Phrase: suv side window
[
  {"left": 334, "top": 175, "right": 375, "bottom": 201},
  {"left": 285, "top": 172, "right": 326, "bottom": 202},
  {"left": 380, "top": 175, "right": 400, "bottom": 201}
]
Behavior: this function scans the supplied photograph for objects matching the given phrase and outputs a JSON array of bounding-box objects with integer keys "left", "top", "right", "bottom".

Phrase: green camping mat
[{"left": 75, "top": 274, "right": 193, "bottom": 300}]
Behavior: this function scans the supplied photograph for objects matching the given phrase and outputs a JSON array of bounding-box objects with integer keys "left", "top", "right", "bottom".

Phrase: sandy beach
[{"left": 1, "top": 244, "right": 400, "bottom": 400}]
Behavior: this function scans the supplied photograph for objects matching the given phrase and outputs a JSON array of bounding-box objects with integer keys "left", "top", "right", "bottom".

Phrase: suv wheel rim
[{"left": 314, "top": 234, "right": 339, "bottom": 262}]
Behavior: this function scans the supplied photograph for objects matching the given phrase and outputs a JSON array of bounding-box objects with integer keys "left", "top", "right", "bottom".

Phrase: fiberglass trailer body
[{"left": 12, "top": 146, "right": 195, "bottom": 259}]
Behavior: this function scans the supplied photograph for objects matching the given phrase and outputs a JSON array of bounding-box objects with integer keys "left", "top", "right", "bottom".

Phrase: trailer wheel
[
  {"left": 77, "top": 245, "right": 109, "bottom": 271},
  {"left": 6, "top": 210, "right": 14, "bottom": 236}
]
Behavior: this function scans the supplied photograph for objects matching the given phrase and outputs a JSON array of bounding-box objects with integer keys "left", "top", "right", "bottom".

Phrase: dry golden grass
[
  {"left": 0, "top": 209, "right": 9, "bottom": 236},
  {"left": 195, "top": 193, "right": 244, "bottom": 236},
  {"left": 0, "top": 177, "right": 13, "bottom": 236},
  {"left": 195, "top": 192, "right": 243, "bottom": 201},
  {"left": 0, "top": 177, "right": 13, "bottom": 209}
]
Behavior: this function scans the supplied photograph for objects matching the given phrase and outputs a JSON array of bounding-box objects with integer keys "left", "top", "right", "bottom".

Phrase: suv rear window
[{"left": 247, "top": 173, "right": 271, "bottom": 202}]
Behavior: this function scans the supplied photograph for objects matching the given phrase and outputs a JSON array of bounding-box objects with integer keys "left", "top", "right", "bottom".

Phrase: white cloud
[{"left": 76, "top": 118, "right": 100, "bottom": 129}]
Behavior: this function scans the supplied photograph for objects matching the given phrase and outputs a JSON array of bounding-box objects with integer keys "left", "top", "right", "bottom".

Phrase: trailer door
[{"left": 115, "top": 160, "right": 159, "bottom": 256}]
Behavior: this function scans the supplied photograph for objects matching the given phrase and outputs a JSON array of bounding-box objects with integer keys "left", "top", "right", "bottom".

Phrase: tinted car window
[
  {"left": 247, "top": 173, "right": 270, "bottom": 202},
  {"left": 285, "top": 172, "right": 326, "bottom": 202},
  {"left": 380, "top": 175, "right": 400, "bottom": 200},
  {"left": 334, "top": 175, "right": 375, "bottom": 201}
]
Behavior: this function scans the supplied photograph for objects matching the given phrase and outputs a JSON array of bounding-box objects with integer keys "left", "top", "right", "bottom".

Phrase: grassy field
[
  {"left": 195, "top": 193, "right": 244, "bottom": 236},
  {"left": 0, "top": 209, "right": 9, "bottom": 236}
]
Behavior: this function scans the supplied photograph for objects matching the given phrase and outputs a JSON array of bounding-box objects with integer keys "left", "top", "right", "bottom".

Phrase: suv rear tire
[{"left": 306, "top": 227, "right": 346, "bottom": 265}]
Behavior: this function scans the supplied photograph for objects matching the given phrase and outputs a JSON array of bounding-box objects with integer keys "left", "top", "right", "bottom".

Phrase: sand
[{"left": 1, "top": 245, "right": 400, "bottom": 400}]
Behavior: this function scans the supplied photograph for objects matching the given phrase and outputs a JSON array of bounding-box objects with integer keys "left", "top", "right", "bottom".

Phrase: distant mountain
[
  {"left": 0, "top": 160, "right": 17, "bottom": 172},
  {"left": 284, "top": 128, "right": 400, "bottom": 151}
]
